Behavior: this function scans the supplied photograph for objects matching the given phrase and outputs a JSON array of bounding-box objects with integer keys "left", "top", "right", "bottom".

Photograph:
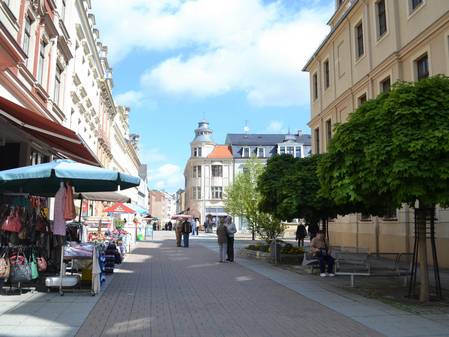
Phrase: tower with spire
[{"left": 190, "top": 120, "right": 215, "bottom": 158}]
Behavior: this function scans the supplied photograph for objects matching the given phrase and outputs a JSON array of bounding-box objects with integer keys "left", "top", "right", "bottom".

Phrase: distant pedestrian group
[{"left": 216, "top": 216, "right": 237, "bottom": 263}]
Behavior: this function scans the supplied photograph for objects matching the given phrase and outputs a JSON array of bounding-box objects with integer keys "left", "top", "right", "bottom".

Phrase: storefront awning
[{"left": 0, "top": 96, "right": 100, "bottom": 166}]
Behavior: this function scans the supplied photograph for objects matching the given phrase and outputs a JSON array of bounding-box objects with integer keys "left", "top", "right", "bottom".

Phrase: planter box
[{"left": 240, "top": 249, "right": 303, "bottom": 265}]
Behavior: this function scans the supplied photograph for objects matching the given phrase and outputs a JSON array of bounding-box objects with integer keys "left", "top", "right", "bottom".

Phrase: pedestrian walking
[
  {"left": 225, "top": 216, "right": 237, "bottom": 262},
  {"left": 182, "top": 218, "right": 192, "bottom": 247},
  {"left": 191, "top": 217, "right": 197, "bottom": 236},
  {"left": 216, "top": 219, "right": 228, "bottom": 262},
  {"left": 175, "top": 221, "right": 183, "bottom": 247},
  {"left": 195, "top": 218, "right": 200, "bottom": 235},
  {"left": 296, "top": 223, "right": 307, "bottom": 247},
  {"left": 204, "top": 214, "right": 214, "bottom": 233}
]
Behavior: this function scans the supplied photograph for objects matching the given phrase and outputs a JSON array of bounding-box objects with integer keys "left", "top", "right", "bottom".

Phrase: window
[
  {"left": 323, "top": 60, "right": 330, "bottom": 89},
  {"left": 192, "top": 187, "right": 201, "bottom": 200},
  {"left": 380, "top": 76, "right": 391, "bottom": 93},
  {"left": 295, "top": 147, "right": 301, "bottom": 158},
  {"left": 23, "top": 16, "right": 32, "bottom": 57},
  {"left": 382, "top": 207, "right": 397, "bottom": 220},
  {"left": 337, "top": 0, "right": 344, "bottom": 7},
  {"left": 314, "top": 128, "right": 320, "bottom": 154},
  {"left": 279, "top": 146, "right": 286, "bottom": 155},
  {"left": 61, "top": 0, "right": 66, "bottom": 21},
  {"left": 242, "top": 147, "right": 250, "bottom": 158},
  {"left": 416, "top": 54, "right": 429, "bottom": 80},
  {"left": 54, "top": 64, "right": 63, "bottom": 105},
  {"left": 37, "top": 40, "right": 47, "bottom": 85},
  {"left": 193, "top": 165, "right": 201, "bottom": 178},
  {"left": 326, "top": 119, "right": 332, "bottom": 149},
  {"left": 411, "top": 0, "right": 423, "bottom": 11},
  {"left": 211, "top": 165, "right": 223, "bottom": 177},
  {"left": 360, "top": 213, "right": 371, "bottom": 221},
  {"left": 355, "top": 22, "right": 364, "bottom": 58},
  {"left": 376, "top": 0, "right": 387, "bottom": 38},
  {"left": 312, "top": 73, "right": 318, "bottom": 100},
  {"left": 287, "top": 146, "right": 294, "bottom": 156},
  {"left": 193, "top": 147, "right": 202, "bottom": 157},
  {"left": 257, "top": 147, "right": 265, "bottom": 158},
  {"left": 358, "top": 93, "right": 367, "bottom": 107},
  {"left": 211, "top": 187, "right": 223, "bottom": 200}
]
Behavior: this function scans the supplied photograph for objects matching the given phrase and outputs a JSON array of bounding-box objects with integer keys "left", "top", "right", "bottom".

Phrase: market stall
[{"left": 0, "top": 159, "right": 140, "bottom": 295}]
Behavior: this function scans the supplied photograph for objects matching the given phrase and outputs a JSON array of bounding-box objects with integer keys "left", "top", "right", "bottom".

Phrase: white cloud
[
  {"left": 140, "top": 148, "right": 167, "bottom": 163},
  {"left": 148, "top": 164, "right": 184, "bottom": 192},
  {"left": 92, "top": 0, "right": 332, "bottom": 107},
  {"left": 114, "top": 90, "right": 144, "bottom": 107},
  {"left": 267, "top": 120, "right": 285, "bottom": 133}
]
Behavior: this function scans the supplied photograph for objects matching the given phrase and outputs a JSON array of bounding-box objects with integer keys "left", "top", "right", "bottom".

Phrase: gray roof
[{"left": 225, "top": 134, "right": 311, "bottom": 146}]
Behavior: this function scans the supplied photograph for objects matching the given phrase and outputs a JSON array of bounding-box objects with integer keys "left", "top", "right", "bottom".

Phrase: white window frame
[
  {"left": 257, "top": 147, "right": 265, "bottom": 158},
  {"left": 211, "top": 165, "right": 223, "bottom": 178},
  {"left": 375, "top": 0, "right": 388, "bottom": 40},
  {"left": 211, "top": 186, "right": 223, "bottom": 200},
  {"left": 379, "top": 76, "right": 391, "bottom": 93},
  {"left": 354, "top": 20, "right": 365, "bottom": 60},
  {"left": 242, "top": 147, "right": 250, "bottom": 158},
  {"left": 37, "top": 39, "right": 48, "bottom": 85},
  {"left": 54, "top": 63, "right": 64, "bottom": 105}
]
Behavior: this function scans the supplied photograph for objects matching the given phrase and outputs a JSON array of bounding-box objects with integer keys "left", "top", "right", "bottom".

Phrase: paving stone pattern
[{"left": 75, "top": 240, "right": 384, "bottom": 337}]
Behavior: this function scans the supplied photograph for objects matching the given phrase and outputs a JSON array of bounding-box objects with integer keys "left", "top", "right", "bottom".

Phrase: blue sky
[{"left": 91, "top": 0, "right": 333, "bottom": 192}]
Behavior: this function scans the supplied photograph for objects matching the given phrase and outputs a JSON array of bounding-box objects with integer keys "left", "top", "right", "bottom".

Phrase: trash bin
[{"left": 270, "top": 240, "right": 281, "bottom": 263}]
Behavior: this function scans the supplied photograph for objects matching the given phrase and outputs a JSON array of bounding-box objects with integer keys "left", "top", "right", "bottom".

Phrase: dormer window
[
  {"left": 242, "top": 147, "right": 250, "bottom": 158},
  {"left": 193, "top": 147, "right": 202, "bottom": 157},
  {"left": 279, "top": 146, "right": 286, "bottom": 155},
  {"left": 257, "top": 147, "right": 265, "bottom": 158}
]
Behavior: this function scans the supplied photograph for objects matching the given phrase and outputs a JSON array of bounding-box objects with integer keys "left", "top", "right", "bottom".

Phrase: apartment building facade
[
  {"left": 0, "top": 0, "right": 148, "bottom": 212},
  {"left": 303, "top": 0, "right": 449, "bottom": 266}
]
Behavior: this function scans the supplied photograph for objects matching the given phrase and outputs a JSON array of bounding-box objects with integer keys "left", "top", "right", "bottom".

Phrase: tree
[
  {"left": 258, "top": 154, "right": 345, "bottom": 236},
  {"left": 224, "top": 158, "right": 266, "bottom": 240},
  {"left": 319, "top": 75, "right": 449, "bottom": 302}
]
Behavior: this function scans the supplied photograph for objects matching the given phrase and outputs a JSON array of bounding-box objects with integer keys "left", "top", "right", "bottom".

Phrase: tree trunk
[
  {"left": 416, "top": 207, "right": 430, "bottom": 302},
  {"left": 252, "top": 228, "right": 255, "bottom": 241}
]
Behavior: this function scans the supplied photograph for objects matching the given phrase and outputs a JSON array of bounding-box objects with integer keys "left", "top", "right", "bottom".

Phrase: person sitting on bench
[{"left": 310, "top": 230, "right": 335, "bottom": 277}]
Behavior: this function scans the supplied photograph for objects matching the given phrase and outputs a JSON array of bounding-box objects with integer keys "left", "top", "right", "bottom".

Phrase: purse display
[
  {"left": 2, "top": 207, "right": 23, "bottom": 233},
  {"left": 0, "top": 252, "right": 10, "bottom": 279},
  {"left": 30, "top": 254, "right": 39, "bottom": 280},
  {"left": 9, "top": 252, "right": 32, "bottom": 283}
]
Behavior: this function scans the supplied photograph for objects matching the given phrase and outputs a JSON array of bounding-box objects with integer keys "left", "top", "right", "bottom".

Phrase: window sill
[
  {"left": 407, "top": 2, "right": 426, "bottom": 21},
  {"left": 354, "top": 53, "right": 366, "bottom": 66},
  {"left": 375, "top": 30, "right": 390, "bottom": 46}
]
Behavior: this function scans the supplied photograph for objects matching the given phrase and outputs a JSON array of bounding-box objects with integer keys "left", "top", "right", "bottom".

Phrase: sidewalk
[
  {"left": 75, "top": 234, "right": 383, "bottom": 337},
  {"left": 197, "top": 237, "right": 449, "bottom": 337}
]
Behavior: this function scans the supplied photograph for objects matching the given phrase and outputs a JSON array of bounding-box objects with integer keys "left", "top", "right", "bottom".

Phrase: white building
[{"left": 184, "top": 121, "right": 234, "bottom": 224}]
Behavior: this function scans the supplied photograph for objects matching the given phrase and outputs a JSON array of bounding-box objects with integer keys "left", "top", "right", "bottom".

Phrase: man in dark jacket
[{"left": 182, "top": 219, "right": 192, "bottom": 247}]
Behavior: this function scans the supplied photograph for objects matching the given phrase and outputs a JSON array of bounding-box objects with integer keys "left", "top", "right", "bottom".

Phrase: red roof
[
  {"left": 207, "top": 145, "right": 233, "bottom": 159},
  {"left": 0, "top": 96, "right": 100, "bottom": 166},
  {"left": 103, "top": 202, "right": 135, "bottom": 214}
]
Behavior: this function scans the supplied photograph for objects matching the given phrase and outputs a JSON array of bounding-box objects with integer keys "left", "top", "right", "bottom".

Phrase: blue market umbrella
[{"left": 0, "top": 159, "right": 140, "bottom": 195}]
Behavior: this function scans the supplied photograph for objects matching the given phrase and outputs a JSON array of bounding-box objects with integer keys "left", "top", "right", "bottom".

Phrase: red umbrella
[{"left": 104, "top": 202, "right": 135, "bottom": 214}]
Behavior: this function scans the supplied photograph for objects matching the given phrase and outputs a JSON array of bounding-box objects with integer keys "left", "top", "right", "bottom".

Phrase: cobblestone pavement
[{"left": 75, "top": 237, "right": 384, "bottom": 337}]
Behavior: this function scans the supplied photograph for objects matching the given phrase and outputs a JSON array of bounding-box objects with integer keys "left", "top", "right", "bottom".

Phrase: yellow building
[{"left": 303, "top": 0, "right": 449, "bottom": 266}]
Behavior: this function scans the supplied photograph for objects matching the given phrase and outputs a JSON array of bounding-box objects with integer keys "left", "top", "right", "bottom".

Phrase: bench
[
  {"left": 335, "top": 252, "right": 413, "bottom": 287},
  {"left": 302, "top": 252, "right": 319, "bottom": 273},
  {"left": 335, "top": 252, "right": 371, "bottom": 287}
]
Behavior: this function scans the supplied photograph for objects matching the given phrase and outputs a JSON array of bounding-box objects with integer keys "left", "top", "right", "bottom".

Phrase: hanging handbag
[
  {"left": 30, "top": 254, "right": 39, "bottom": 280},
  {"left": 9, "top": 252, "right": 32, "bottom": 283},
  {"left": 0, "top": 252, "right": 10, "bottom": 279},
  {"left": 2, "top": 208, "right": 23, "bottom": 233},
  {"left": 37, "top": 256, "right": 47, "bottom": 272}
]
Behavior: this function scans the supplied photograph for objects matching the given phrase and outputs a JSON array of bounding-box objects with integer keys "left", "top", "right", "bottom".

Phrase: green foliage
[
  {"left": 258, "top": 154, "right": 347, "bottom": 225},
  {"left": 319, "top": 75, "right": 449, "bottom": 209},
  {"left": 225, "top": 157, "right": 283, "bottom": 240},
  {"left": 255, "top": 212, "right": 286, "bottom": 243}
]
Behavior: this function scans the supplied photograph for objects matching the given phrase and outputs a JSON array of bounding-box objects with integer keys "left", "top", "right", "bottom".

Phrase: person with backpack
[{"left": 182, "top": 218, "right": 192, "bottom": 247}]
